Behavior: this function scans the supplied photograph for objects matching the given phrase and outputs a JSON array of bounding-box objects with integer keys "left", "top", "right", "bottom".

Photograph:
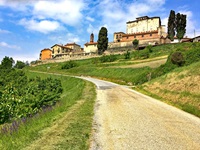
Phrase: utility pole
[{"left": 194, "top": 29, "right": 196, "bottom": 37}]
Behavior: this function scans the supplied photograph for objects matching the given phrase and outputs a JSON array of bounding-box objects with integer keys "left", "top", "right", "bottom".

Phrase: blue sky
[{"left": 0, "top": 0, "right": 199, "bottom": 62}]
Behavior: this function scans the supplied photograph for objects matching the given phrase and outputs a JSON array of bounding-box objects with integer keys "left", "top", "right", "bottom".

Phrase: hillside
[
  {"left": 28, "top": 42, "right": 200, "bottom": 117},
  {"left": 142, "top": 61, "right": 200, "bottom": 117}
]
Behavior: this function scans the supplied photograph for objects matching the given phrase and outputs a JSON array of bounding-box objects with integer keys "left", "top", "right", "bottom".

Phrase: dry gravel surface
[{"left": 81, "top": 77, "right": 200, "bottom": 150}]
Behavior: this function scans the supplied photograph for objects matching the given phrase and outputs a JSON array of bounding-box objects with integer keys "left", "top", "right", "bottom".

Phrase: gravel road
[{"left": 81, "top": 77, "right": 200, "bottom": 150}]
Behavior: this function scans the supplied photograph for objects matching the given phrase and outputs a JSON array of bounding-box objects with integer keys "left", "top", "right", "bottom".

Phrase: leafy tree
[
  {"left": 132, "top": 39, "right": 139, "bottom": 49},
  {"left": 176, "top": 13, "right": 187, "bottom": 42},
  {"left": 15, "top": 60, "right": 26, "bottom": 69},
  {"left": 97, "top": 27, "right": 108, "bottom": 55},
  {"left": 167, "top": 10, "right": 176, "bottom": 41},
  {"left": 1, "top": 56, "right": 14, "bottom": 69}
]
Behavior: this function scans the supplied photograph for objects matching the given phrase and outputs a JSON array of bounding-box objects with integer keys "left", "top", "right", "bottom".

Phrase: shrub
[
  {"left": 146, "top": 45, "right": 153, "bottom": 53},
  {"left": 138, "top": 49, "right": 150, "bottom": 59},
  {"left": 99, "top": 55, "right": 117, "bottom": 63},
  {"left": 61, "top": 60, "right": 78, "bottom": 69},
  {"left": 171, "top": 51, "right": 185, "bottom": 66},
  {"left": 124, "top": 51, "right": 131, "bottom": 59},
  {"left": 132, "top": 39, "right": 139, "bottom": 49}
]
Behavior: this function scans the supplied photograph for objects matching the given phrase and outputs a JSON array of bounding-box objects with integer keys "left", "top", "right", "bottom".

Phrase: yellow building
[{"left": 40, "top": 48, "right": 52, "bottom": 60}]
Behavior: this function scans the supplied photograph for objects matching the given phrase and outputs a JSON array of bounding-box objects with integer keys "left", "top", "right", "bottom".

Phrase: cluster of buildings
[{"left": 40, "top": 15, "right": 195, "bottom": 61}]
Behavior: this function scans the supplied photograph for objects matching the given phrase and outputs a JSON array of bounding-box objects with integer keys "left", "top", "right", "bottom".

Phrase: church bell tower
[{"left": 90, "top": 33, "right": 94, "bottom": 43}]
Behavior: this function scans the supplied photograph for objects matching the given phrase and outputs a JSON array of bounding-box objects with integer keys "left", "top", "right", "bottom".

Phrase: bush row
[{"left": 0, "top": 69, "right": 63, "bottom": 124}]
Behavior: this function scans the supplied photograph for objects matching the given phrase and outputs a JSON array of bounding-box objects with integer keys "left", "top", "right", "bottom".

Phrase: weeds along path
[
  {"left": 81, "top": 77, "right": 200, "bottom": 150},
  {"left": 23, "top": 73, "right": 95, "bottom": 150}
]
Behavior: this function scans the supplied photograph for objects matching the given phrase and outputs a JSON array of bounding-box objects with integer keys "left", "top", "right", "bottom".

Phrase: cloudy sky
[{"left": 0, "top": 0, "right": 199, "bottom": 62}]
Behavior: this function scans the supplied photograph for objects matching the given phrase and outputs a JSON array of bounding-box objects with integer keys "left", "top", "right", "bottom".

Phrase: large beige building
[
  {"left": 126, "top": 16, "right": 161, "bottom": 33},
  {"left": 113, "top": 16, "right": 167, "bottom": 46}
]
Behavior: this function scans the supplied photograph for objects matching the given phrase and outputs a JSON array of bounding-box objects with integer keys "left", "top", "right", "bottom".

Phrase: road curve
[{"left": 80, "top": 77, "right": 200, "bottom": 150}]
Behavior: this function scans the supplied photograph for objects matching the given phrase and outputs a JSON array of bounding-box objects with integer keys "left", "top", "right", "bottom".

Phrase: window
[
  {"left": 142, "top": 35, "right": 144, "bottom": 38},
  {"left": 116, "top": 35, "right": 118, "bottom": 39},
  {"left": 127, "top": 37, "right": 129, "bottom": 39},
  {"left": 150, "top": 33, "right": 152, "bottom": 36},
  {"left": 134, "top": 35, "right": 136, "bottom": 38}
]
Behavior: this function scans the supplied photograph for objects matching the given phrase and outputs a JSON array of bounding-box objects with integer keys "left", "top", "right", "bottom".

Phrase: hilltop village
[{"left": 39, "top": 16, "right": 193, "bottom": 62}]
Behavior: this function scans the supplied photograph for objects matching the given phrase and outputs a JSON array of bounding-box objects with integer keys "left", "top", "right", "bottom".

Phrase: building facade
[
  {"left": 113, "top": 16, "right": 167, "bottom": 46},
  {"left": 65, "top": 42, "right": 81, "bottom": 51},
  {"left": 40, "top": 48, "right": 52, "bottom": 60},
  {"left": 84, "top": 33, "right": 98, "bottom": 53},
  {"left": 126, "top": 16, "right": 161, "bottom": 33},
  {"left": 113, "top": 32, "right": 125, "bottom": 42},
  {"left": 51, "top": 44, "right": 73, "bottom": 59}
]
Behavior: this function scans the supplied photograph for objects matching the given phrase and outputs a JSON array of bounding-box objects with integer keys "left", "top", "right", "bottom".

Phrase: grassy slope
[
  {"left": 0, "top": 71, "right": 96, "bottom": 150},
  {"left": 142, "top": 61, "right": 200, "bottom": 117},
  {"left": 27, "top": 42, "right": 200, "bottom": 117}
]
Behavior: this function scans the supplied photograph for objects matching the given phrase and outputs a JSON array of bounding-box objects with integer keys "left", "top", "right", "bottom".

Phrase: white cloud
[
  {"left": 48, "top": 32, "right": 81, "bottom": 45},
  {"left": 0, "top": 29, "right": 11, "bottom": 33},
  {"left": 0, "top": 0, "right": 34, "bottom": 11},
  {"left": 86, "top": 16, "right": 94, "bottom": 22},
  {"left": 33, "top": 0, "right": 85, "bottom": 26},
  {"left": 19, "top": 19, "right": 60, "bottom": 34},
  {"left": 0, "top": 42, "right": 20, "bottom": 50},
  {"left": 12, "top": 53, "right": 39, "bottom": 62}
]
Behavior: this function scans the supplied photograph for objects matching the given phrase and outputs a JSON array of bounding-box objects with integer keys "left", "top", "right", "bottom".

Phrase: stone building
[
  {"left": 84, "top": 33, "right": 98, "bottom": 53},
  {"left": 65, "top": 42, "right": 81, "bottom": 51},
  {"left": 40, "top": 48, "right": 52, "bottom": 60},
  {"left": 113, "top": 32, "right": 125, "bottom": 42},
  {"left": 51, "top": 44, "right": 73, "bottom": 59}
]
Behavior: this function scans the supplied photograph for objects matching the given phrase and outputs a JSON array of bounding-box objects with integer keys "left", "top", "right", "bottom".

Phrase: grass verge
[{"left": 0, "top": 71, "right": 96, "bottom": 150}]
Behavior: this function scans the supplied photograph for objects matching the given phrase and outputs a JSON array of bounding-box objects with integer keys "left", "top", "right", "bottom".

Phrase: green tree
[
  {"left": 176, "top": 13, "right": 187, "bottom": 42},
  {"left": 0, "top": 56, "right": 14, "bottom": 69},
  {"left": 167, "top": 10, "right": 176, "bottom": 41},
  {"left": 132, "top": 39, "right": 139, "bottom": 50},
  {"left": 97, "top": 27, "right": 108, "bottom": 55},
  {"left": 14, "top": 60, "right": 26, "bottom": 69}
]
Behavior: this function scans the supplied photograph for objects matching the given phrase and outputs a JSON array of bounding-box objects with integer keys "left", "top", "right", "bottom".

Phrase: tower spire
[{"left": 90, "top": 33, "right": 94, "bottom": 43}]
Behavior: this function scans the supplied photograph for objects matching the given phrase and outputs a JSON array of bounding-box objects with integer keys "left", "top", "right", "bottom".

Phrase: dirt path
[{"left": 82, "top": 78, "right": 200, "bottom": 150}]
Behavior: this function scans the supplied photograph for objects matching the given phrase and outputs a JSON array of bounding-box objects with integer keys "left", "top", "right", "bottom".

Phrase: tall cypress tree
[
  {"left": 176, "top": 13, "right": 187, "bottom": 42},
  {"left": 97, "top": 27, "right": 108, "bottom": 55},
  {"left": 167, "top": 10, "right": 176, "bottom": 41}
]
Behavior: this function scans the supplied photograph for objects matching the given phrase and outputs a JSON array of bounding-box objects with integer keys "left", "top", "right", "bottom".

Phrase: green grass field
[{"left": 0, "top": 71, "right": 96, "bottom": 150}]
